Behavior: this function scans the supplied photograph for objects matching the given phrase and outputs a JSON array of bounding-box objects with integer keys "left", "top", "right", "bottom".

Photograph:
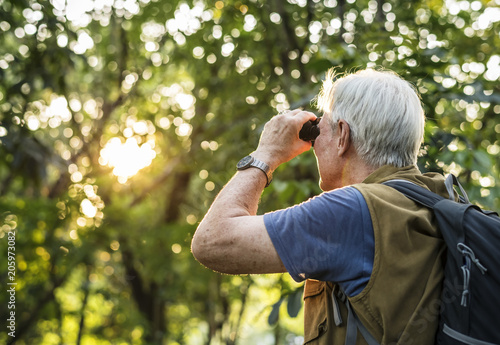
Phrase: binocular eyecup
[{"left": 299, "top": 118, "right": 321, "bottom": 142}]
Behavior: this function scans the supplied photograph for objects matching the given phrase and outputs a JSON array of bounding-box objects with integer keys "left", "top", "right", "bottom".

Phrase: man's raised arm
[{"left": 191, "top": 109, "right": 317, "bottom": 275}]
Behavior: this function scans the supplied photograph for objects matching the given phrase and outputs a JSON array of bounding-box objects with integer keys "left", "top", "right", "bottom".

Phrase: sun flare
[{"left": 99, "top": 137, "right": 156, "bottom": 183}]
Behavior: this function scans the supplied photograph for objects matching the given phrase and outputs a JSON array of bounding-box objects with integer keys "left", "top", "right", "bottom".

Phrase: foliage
[{"left": 0, "top": 0, "right": 498, "bottom": 344}]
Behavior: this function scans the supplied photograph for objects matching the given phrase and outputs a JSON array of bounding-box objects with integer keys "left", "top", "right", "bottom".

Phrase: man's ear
[{"left": 337, "top": 119, "right": 351, "bottom": 157}]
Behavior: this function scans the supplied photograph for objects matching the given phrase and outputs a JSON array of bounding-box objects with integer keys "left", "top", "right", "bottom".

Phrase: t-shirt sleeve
[{"left": 263, "top": 186, "right": 374, "bottom": 297}]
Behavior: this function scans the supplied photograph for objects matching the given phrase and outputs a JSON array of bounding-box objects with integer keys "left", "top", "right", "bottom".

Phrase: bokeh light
[{"left": 99, "top": 137, "right": 156, "bottom": 183}]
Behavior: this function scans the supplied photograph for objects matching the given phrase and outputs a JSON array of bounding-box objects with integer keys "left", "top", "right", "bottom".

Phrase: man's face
[{"left": 313, "top": 116, "right": 342, "bottom": 191}]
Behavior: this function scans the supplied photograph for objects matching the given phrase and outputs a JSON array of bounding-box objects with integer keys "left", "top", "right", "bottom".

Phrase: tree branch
[{"left": 130, "top": 157, "right": 181, "bottom": 207}]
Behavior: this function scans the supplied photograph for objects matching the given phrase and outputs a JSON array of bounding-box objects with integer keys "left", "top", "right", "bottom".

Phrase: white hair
[{"left": 317, "top": 68, "right": 425, "bottom": 168}]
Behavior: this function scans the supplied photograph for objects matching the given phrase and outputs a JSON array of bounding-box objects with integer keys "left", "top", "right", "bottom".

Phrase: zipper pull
[{"left": 457, "top": 243, "right": 487, "bottom": 274}]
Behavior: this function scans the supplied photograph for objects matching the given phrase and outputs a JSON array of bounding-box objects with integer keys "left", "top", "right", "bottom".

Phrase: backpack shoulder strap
[
  {"left": 444, "top": 174, "right": 470, "bottom": 204},
  {"left": 383, "top": 176, "right": 468, "bottom": 263},
  {"left": 382, "top": 179, "right": 446, "bottom": 209}
]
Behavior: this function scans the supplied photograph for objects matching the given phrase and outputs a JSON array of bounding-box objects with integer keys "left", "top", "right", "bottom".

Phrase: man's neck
[
  {"left": 321, "top": 157, "right": 377, "bottom": 191},
  {"left": 342, "top": 160, "right": 377, "bottom": 186}
]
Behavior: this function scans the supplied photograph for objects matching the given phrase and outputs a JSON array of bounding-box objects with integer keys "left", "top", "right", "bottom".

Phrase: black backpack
[{"left": 383, "top": 175, "right": 500, "bottom": 345}]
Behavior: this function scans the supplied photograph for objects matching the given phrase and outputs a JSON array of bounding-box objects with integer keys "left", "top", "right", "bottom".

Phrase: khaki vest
[{"left": 303, "top": 165, "right": 448, "bottom": 345}]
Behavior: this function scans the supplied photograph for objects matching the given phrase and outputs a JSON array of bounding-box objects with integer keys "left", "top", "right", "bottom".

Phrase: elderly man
[{"left": 192, "top": 68, "right": 448, "bottom": 344}]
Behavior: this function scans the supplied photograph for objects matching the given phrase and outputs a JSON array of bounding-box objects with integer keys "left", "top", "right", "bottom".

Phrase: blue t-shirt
[{"left": 263, "top": 186, "right": 374, "bottom": 297}]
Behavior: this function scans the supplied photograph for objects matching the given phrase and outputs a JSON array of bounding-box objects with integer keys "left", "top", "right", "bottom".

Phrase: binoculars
[{"left": 299, "top": 117, "right": 321, "bottom": 142}]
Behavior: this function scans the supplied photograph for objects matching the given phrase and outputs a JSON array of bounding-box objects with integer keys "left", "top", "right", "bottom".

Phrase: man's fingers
[
  {"left": 279, "top": 109, "right": 317, "bottom": 122},
  {"left": 289, "top": 110, "right": 318, "bottom": 129},
  {"left": 277, "top": 109, "right": 301, "bottom": 117}
]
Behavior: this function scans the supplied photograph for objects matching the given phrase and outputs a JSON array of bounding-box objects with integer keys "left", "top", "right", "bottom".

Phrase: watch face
[{"left": 237, "top": 155, "right": 254, "bottom": 169}]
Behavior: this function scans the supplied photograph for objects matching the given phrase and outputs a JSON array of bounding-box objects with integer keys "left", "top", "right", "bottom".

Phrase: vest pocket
[{"left": 303, "top": 279, "right": 329, "bottom": 344}]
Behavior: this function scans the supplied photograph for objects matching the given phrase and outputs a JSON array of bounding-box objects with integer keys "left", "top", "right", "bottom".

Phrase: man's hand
[{"left": 252, "top": 109, "right": 318, "bottom": 171}]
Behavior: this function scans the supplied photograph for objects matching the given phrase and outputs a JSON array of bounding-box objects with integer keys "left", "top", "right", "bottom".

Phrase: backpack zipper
[{"left": 457, "top": 243, "right": 487, "bottom": 307}]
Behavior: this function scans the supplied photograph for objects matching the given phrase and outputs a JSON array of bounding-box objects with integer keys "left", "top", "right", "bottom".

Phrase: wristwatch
[{"left": 237, "top": 155, "right": 273, "bottom": 187}]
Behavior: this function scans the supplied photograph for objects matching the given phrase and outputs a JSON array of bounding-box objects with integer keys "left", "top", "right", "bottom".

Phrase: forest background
[{"left": 0, "top": 0, "right": 499, "bottom": 344}]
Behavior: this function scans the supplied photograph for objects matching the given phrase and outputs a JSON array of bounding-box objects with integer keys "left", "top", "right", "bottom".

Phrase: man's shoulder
[
  {"left": 358, "top": 165, "right": 448, "bottom": 198},
  {"left": 351, "top": 183, "right": 401, "bottom": 203},
  {"left": 319, "top": 185, "right": 367, "bottom": 207}
]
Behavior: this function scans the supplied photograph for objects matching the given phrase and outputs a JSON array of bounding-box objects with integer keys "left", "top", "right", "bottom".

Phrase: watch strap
[
  {"left": 237, "top": 155, "right": 273, "bottom": 187},
  {"left": 250, "top": 159, "right": 273, "bottom": 187}
]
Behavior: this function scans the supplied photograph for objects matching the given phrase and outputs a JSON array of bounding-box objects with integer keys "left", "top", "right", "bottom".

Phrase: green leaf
[
  {"left": 287, "top": 287, "right": 304, "bottom": 318},
  {"left": 473, "top": 150, "right": 492, "bottom": 170},
  {"left": 268, "top": 297, "right": 284, "bottom": 325}
]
